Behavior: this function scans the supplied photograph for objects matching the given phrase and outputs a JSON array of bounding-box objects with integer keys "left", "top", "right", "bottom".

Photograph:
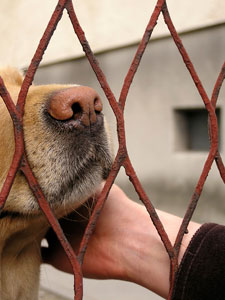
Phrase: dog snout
[{"left": 48, "top": 86, "right": 103, "bottom": 126}]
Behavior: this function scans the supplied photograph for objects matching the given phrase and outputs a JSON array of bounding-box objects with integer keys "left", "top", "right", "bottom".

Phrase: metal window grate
[{"left": 0, "top": 1, "right": 224, "bottom": 299}]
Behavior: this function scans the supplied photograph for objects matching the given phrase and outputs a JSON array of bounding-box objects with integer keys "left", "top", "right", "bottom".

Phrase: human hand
[
  {"left": 41, "top": 184, "right": 131, "bottom": 280},
  {"left": 42, "top": 184, "right": 200, "bottom": 298}
]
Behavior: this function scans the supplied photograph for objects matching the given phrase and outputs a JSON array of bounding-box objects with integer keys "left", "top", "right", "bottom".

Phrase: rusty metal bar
[
  {"left": 162, "top": 0, "right": 219, "bottom": 241},
  {"left": 119, "top": 0, "right": 164, "bottom": 111},
  {"left": 211, "top": 62, "right": 225, "bottom": 182},
  {"left": 65, "top": 1, "right": 120, "bottom": 117},
  {"left": 17, "top": 0, "right": 68, "bottom": 113},
  {"left": 0, "top": 1, "right": 84, "bottom": 299},
  {"left": 211, "top": 62, "right": 225, "bottom": 108},
  {"left": 161, "top": 3, "right": 222, "bottom": 296},
  {"left": 20, "top": 156, "right": 83, "bottom": 300},
  {"left": 66, "top": 0, "right": 177, "bottom": 283},
  {"left": 78, "top": 152, "right": 121, "bottom": 262},
  {"left": 0, "top": 78, "right": 24, "bottom": 208},
  {"left": 123, "top": 156, "right": 178, "bottom": 287}
]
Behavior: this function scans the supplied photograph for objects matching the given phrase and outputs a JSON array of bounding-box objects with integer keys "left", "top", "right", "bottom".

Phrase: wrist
[
  {"left": 115, "top": 205, "right": 200, "bottom": 298},
  {"left": 117, "top": 205, "right": 169, "bottom": 297}
]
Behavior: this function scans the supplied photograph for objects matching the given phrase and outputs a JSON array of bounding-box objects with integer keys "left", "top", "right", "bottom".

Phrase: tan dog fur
[{"left": 0, "top": 68, "right": 113, "bottom": 299}]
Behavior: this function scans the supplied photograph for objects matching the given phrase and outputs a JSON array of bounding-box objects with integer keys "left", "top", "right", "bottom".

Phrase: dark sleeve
[{"left": 172, "top": 223, "right": 225, "bottom": 300}]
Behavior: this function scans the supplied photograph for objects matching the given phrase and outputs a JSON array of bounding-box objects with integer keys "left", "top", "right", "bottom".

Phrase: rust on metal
[{"left": 0, "top": 0, "right": 224, "bottom": 299}]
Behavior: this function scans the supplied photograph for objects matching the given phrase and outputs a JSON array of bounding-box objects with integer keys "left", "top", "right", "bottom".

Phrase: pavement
[
  {"left": 40, "top": 265, "right": 163, "bottom": 300},
  {"left": 40, "top": 288, "right": 69, "bottom": 300}
]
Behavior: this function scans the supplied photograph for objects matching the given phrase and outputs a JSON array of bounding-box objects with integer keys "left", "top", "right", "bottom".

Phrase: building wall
[
  {"left": 0, "top": 0, "right": 225, "bottom": 67},
  {"left": 38, "top": 24, "right": 225, "bottom": 300},
  {"left": 35, "top": 24, "right": 225, "bottom": 225}
]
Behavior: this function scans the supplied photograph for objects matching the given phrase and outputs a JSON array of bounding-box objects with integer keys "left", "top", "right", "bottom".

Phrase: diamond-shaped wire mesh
[{"left": 0, "top": 0, "right": 224, "bottom": 299}]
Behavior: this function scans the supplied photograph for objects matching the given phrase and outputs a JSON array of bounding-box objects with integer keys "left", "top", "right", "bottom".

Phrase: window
[{"left": 174, "top": 108, "right": 221, "bottom": 151}]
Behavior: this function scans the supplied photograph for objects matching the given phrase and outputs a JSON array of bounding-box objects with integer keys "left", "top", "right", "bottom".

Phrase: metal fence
[{"left": 0, "top": 0, "right": 224, "bottom": 299}]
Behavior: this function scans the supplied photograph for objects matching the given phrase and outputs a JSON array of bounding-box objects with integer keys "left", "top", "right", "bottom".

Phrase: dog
[{"left": 0, "top": 67, "right": 113, "bottom": 299}]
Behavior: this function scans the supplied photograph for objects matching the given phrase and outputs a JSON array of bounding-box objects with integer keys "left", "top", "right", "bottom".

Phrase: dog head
[{"left": 0, "top": 67, "right": 113, "bottom": 216}]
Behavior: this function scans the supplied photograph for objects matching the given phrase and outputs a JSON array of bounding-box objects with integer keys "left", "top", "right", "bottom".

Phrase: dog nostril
[
  {"left": 48, "top": 86, "right": 103, "bottom": 126},
  {"left": 71, "top": 102, "right": 83, "bottom": 119}
]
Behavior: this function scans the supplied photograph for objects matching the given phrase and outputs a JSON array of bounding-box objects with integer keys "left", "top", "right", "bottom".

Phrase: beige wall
[
  {"left": 35, "top": 24, "right": 225, "bottom": 225},
  {"left": 0, "top": 0, "right": 225, "bottom": 67},
  {"left": 37, "top": 24, "right": 225, "bottom": 299}
]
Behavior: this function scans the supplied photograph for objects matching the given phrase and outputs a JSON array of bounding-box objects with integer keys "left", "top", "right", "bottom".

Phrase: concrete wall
[
  {"left": 34, "top": 24, "right": 225, "bottom": 225},
  {"left": 1, "top": 0, "right": 225, "bottom": 67},
  {"left": 37, "top": 23, "right": 225, "bottom": 300}
]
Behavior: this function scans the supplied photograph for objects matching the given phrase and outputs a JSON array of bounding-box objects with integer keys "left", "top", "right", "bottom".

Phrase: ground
[{"left": 40, "top": 288, "right": 69, "bottom": 300}]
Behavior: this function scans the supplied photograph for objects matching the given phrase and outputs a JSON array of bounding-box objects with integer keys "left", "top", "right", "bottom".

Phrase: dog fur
[{"left": 0, "top": 67, "right": 113, "bottom": 299}]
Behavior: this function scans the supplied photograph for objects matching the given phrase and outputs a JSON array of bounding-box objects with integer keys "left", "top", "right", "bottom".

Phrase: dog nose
[{"left": 48, "top": 86, "right": 103, "bottom": 126}]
